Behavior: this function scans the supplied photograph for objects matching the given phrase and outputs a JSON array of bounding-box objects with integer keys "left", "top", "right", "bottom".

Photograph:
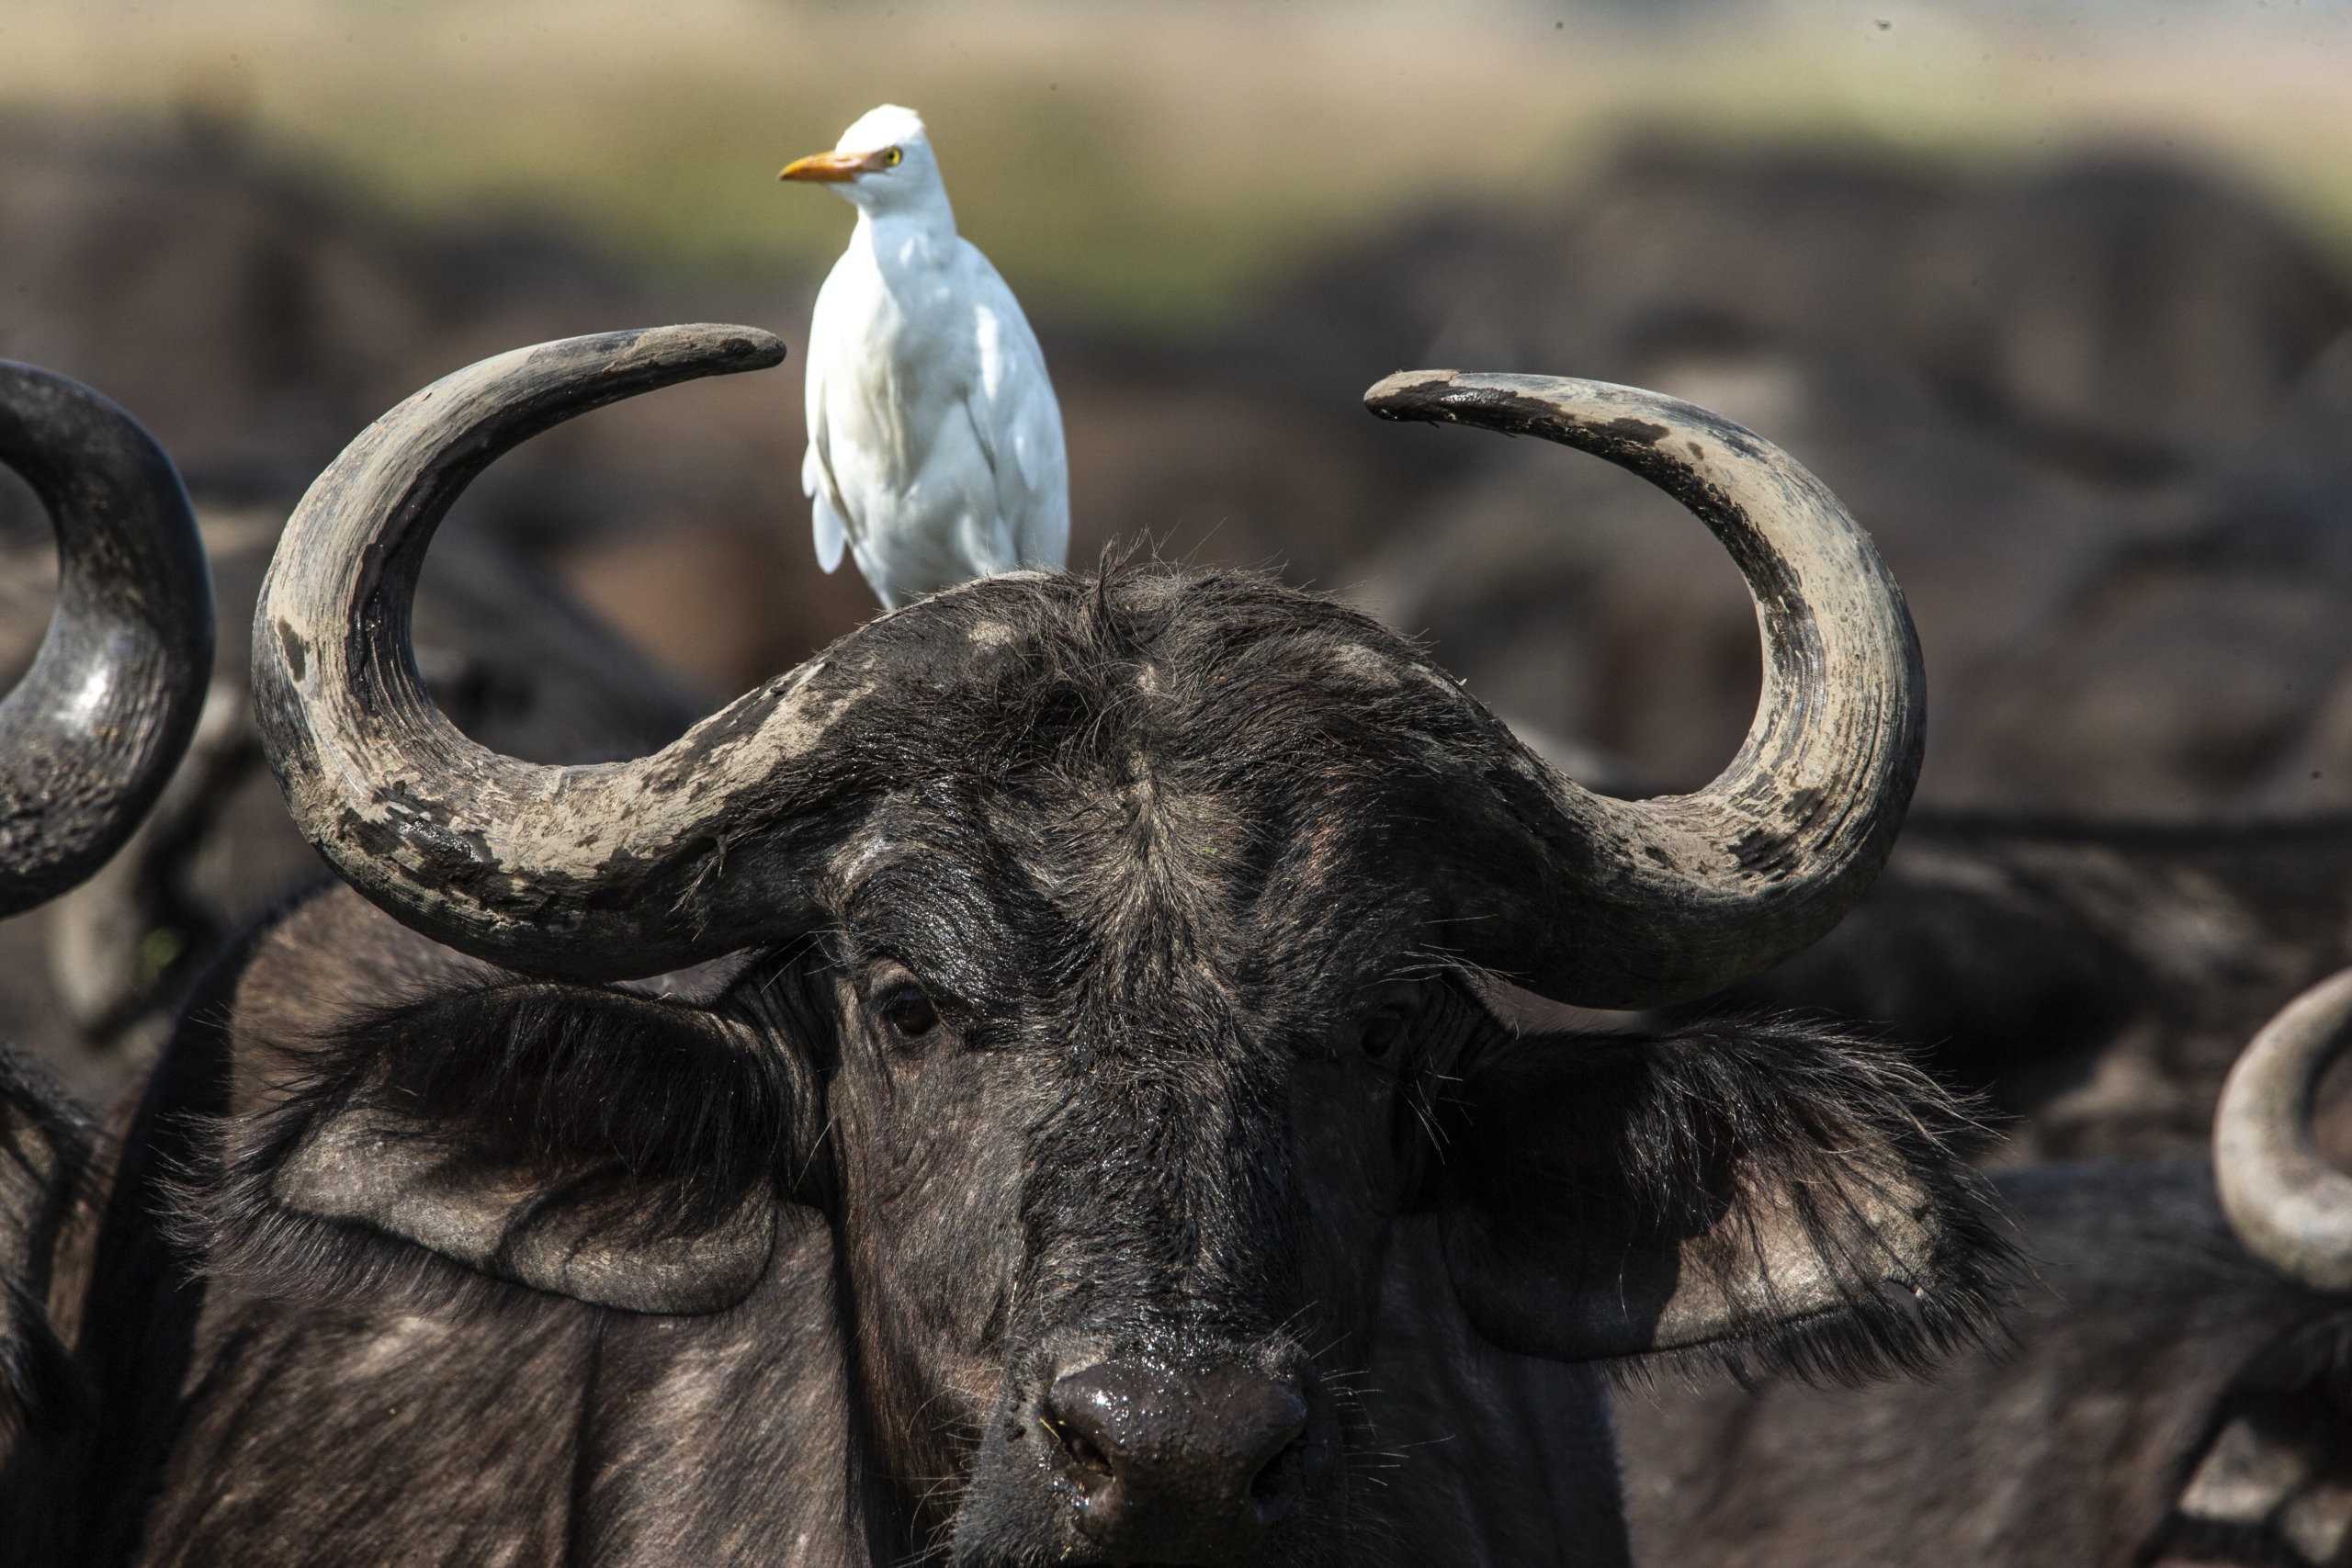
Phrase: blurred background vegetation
[{"left": 6, "top": 0, "right": 2351, "bottom": 327}]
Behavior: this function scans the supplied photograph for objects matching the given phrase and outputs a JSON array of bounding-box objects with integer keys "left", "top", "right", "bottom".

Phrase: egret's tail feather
[{"left": 813, "top": 493, "right": 848, "bottom": 575}]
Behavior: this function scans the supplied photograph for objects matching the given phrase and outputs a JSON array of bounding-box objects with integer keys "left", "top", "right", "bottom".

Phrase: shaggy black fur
[
  {"left": 0, "top": 1040, "right": 94, "bottom": 1566},
  {"left": 0, "top": 1041, "right": 90, "bottom": 1430},
  {"left": 61, "top": 910, "right": 260, "bottom": 1568}
]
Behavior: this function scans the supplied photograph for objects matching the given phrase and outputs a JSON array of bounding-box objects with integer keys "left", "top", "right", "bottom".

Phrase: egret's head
[{"left": 778, "top": 104, "right": 944, "bottom": 217}]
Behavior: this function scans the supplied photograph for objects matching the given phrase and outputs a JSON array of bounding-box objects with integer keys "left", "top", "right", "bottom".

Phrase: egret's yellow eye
[{"left": 885, "top": 147, "right": 903, "bottom": 166}]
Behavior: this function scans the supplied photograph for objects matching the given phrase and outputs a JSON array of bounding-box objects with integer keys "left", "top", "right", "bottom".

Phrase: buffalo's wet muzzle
[
  {"left": 1044, "top": 1361, "right": 1311, "bottom": 1559},
  {"left": 956, "top": 1348, "right": 1332, "bottom": 1566}
]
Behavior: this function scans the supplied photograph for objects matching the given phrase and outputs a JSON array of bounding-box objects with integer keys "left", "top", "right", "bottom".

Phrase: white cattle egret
[{"left": 780, "top": 104, "right": 1069, "bottom": 609}]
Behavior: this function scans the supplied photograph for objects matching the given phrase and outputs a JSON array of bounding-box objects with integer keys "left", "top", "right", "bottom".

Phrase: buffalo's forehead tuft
[{"left": 826, "top": 568, "right": 1469, "bottom": 1003}]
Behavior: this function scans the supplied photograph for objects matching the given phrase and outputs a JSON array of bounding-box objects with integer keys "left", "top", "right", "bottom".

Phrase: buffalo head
[{"left": 206, "top": 326, "right": 2004, "bottom": 1565}]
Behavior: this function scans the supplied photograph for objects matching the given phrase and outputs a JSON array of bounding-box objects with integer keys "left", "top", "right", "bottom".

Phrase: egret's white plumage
[{"left": 782, "top": 105, "right": 1068, "bottom": 609}]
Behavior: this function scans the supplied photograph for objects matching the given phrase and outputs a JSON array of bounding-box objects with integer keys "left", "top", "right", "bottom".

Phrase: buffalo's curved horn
[
  {"left": 253, "top": 325, "right": 846, "bottom": 980},
  {"left": 1367, "top": 371, "right": 1922, "bottom": 1008},
  {"left": 0, "top": 363, "right": 212, "bottom": 917},
  {"left": 2214, "top": 966, "right": 2352, "bottom": 1293}
]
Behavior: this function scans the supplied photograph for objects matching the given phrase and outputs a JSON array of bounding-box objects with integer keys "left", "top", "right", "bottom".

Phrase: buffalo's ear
[
  {"left": 1429, "top": 1016, "right": 2012, "bottom": 1376},
  {"left": 204, "top": 977, "right": 819, "bottom": 1316}
]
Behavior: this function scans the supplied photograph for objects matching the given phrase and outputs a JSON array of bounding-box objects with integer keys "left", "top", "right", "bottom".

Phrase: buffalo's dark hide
[
  {"left": 0, "top": 1040, "right": 88, "bottom": 1562},
  {"left": 1703, "top": 812, "right": 2352, "bottom": 1161},
  {"left": 1240, "top": 144, "right": 2351, "bottom": 470},
  {"left": 1616, "top": 1161, "right": 2352, "bottom": 1568}
]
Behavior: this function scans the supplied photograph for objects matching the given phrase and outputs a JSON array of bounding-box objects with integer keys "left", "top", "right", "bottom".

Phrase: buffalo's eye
[
  {"left": 1359, "top": 1010, "right": 1405, "bottom": 1061},
  {"left": 878, "top": 984, "right": 940, "bottom": 1039}
]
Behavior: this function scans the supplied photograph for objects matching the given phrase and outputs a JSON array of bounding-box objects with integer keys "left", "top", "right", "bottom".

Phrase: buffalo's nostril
[
  {"left": 1045, "top": 1361, "right": 1312, "bottom": 1549},
  {"left": 1042, "top": 1410, "right": 1114, "bottom": 1486},
  {"left": 1249, "top": 1431, "right": 1307, "bottom": 1514}
]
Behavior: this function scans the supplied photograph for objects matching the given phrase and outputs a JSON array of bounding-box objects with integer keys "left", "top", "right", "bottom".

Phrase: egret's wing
[
  {"left": 1005, "top": 377, "right": 1069, "bottom": 572},
  {"left": 802, "top": 375, "right": 858, "bottom": 576},
  {"left": 956, "top": 244, "right": 1069, "bottom": 571},
  {"left": 992, "top": 361, "right": 1069, "bottom": 570},
  {"left": 810, "top": 484, "right": 848, "bottom": 574},
  {"left": 802, "top": 432, "right": 852, "bottom": 575},
  {"left": 801, "top": 265, "right": 865, "bottom": 577}
]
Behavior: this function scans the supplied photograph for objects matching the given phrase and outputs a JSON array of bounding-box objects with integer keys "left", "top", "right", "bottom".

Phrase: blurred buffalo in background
[
  {"left": 5, "top": 111, "right": 2352, "bottom": 1158},
  {"left": 1304, "top": 144, "right": 2352, "bottom": 815}
]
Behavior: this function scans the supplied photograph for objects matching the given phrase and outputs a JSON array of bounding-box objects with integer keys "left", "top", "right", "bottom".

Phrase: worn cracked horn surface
[
  {"left": 0, "top": 361, "right": 213, "bottom": 918},
  {"left": 1366, "top": 370, "right": 1924, "bottom": 1009},
  {"left": 251, "top": 323, "right": 868, "bottom": 980}
]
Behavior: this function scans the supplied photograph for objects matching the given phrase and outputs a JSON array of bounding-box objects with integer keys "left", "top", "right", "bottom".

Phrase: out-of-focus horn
[
  {"left": 2215, "top": 966, "right": 2352, "bottom": 1293},
  {"left": 0, "top": 363, "right": 212, "bottom": 915},
  {"left": 1367, "top": 371, "right": 1922, "bottom": 1009}
]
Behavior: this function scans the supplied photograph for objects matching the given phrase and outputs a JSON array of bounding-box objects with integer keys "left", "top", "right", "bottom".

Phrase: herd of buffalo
[{"left": 1, "top": 113, "right": 2351, "bottom": 1564}]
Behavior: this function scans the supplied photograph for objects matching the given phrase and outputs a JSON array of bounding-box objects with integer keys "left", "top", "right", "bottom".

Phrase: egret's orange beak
[{"left": 779, "top": 149, "right": 891, "bottom": 184}]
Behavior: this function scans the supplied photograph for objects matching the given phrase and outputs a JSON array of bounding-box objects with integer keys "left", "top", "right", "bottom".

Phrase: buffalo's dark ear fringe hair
[
  {"left": 177, "top": 971, "right": 819, "bottom": 1315},
  {"left": 1433, "top": 1013, "right": 2018, "bottom": 1387},
  {"left": 0, "top": 1039, "right": 95, "bottom": 1434}
]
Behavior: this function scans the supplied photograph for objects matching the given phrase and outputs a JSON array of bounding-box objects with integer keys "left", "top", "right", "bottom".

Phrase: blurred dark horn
[
  {"left": 2215, "top": 966, "right": 2352, "bottom": 1293},
  {"left": 0, "top": 362, "right": 213, "bottom": 917},
  {"left": 251, "top": 324, "right": 881, "bottom": 981},
  {"left": 1367, "top": 370, "right": 1922, "bottom": 1009}
]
